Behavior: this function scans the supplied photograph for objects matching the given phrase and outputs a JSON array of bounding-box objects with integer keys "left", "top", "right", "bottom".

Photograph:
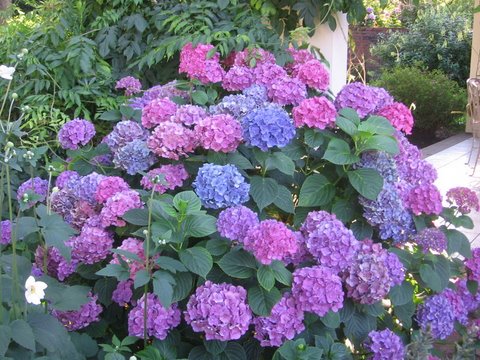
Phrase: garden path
[{"left": 423, "top": 134, "right": 480, "bottom": 246}]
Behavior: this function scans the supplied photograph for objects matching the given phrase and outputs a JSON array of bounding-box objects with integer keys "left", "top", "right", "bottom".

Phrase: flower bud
[
  {"left": 21, "top": 48, "right": 28, "bottom": 55},
  {"left": 11, "top": 93, "right": 18, "bottom": 100},
  {"left": 6, "top": 142, "right": 14, "bottom": 148}
]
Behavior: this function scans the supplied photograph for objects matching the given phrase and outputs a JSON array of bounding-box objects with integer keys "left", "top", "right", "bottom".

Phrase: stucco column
[
  {"left": 470, "top": 0, "right": 480, "bottom": 78},
  {"left": 309, "top": 13, "right": 349, "bottom": 96}
]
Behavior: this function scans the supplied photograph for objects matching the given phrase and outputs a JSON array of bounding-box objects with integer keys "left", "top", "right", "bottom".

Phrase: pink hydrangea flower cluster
[
  {"left": 376, "top": 102, "right": 414, "bottom": 135},
  {"left": 52, "top": 294, "right": 102, "bottom": 331},
  {"left": 173, "top": 105, "right": 207, "bottom": 126},
  {"left": 140, "top": 164, "right": 189, "bottom": 193},
  {"left": 446, "top": 187, "right": 480, "bottom": 214},
  {"left": 295, "top": 59, "right": 330, "bottom": 91},
  {"left": 185, "top": 281, "right": 252, "bottom": 341},
  {"left": 254, "top": 63, "right": 287, "bottom": 87},
  {"left": 112, "top": 280, "right": 133, "bottom": 306},
  {"left": 194, "top": 114, "right": 243, "bottom": 152},
  {"left": 222, "top": 66, "right": 255, "bottom": 91},
  {"left": 147, "top": 121, "right": 197, "bottom": 160},
  {"left": 115, "top": 76, "right": 142, "bottom": 96},
  {"left": 268, "top": 76, "right": 307, "bottom": 106},
  {"left": 58, "top": 118, "right": 96, "bottom": 150},
  {"left": 404, "top": 184, "right": 443, "bottom": 215},
  {"left": 110, "top": 237, "right": 147, "bottom": 280},
  {"left": 100, "top": 190, "right": 142, "bottom": 227},
  {"left": 284, "top": 231, "right": 312, "bottom": 266},
  {"left": 465, "top": 248, "right": 480, "bottom": 282},
  {"left": 216, "top": 205, "right": 259, "bottom": 241},
  {"left": 141, "top": 97, "right": 178, "bottom": 129},
  {"left": 293, "top": 96, "right": 337, "bottom": 130},
  {"left": 292, "top": 265, "right": 344, "bottom": 316},
  {"left": 67, "top": 226, "right": 114, "bottom": 264},
  {"left": 286, "top": 48, "right": 315, "bottom": 74},
  {"left": 128, "top": 293, "right": 181, "bottom": 339},
  {"left": 179, "top": 43, "right": 224, "bottom": 83},
  {"left": 95, "top": 176, "right": 130, "bottom": 203},
  {"left": 233, "top": 48, "right": 276, "bottom": 67},
  {"left": 253, "top": 293, "right": 305, "bottom": 347},
  {"left": 243, "top": 219, "right": 298, "bottom": 265}
]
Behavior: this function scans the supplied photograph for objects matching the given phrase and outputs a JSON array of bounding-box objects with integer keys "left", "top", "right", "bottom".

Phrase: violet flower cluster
[
  {"left": 52, "top": 294, "right": 102, "bottom": 331},
  {"left": 216, "top": 205, "right": 259, "bottom": 241},
  {"left": 0, "top": 220, "right": 11, "bottom": 245},
  {"left": 195, "top": 114, "right": 243, "bottom": 153},
  {"left": 446, "top": 187, "right": 480, "bottom": 214},
  {"left": 112, "top": 280, "right": 133, "bottom": 306},
  {"left": 33, "top": 246, "right": 78, "bottom": 281},
  {"left": 416, "top": 293, "right": 455, "bottom": 340},
  {"left": 17, "top": 177, "right": 48, "bottom": 208},
  {"left": 115, "top": 76, "right": 142, "bottom": 96},
  {"left": 465, "top": 248, "right": 480, "bottom": 283},
  {"left": 366, "top": 329, "right": 405, "bottom": 360},
  {"left": 179, "top": 43, "right": 224, "bottom": 83},
  {"left": 334, "top": 83, "right": 393, "bottom": 118},
  {"left": 58, "top": 118, "right": 96, "bottom": 150},
  {"left": 140, "top": 164, "right": 189, "bottom": 194},
  {"left": 413, "top": 228, "right": 447, "bottom": 254}
]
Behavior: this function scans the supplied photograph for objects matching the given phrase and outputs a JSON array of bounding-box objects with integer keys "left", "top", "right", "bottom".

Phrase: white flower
[
  {"left": 25, "top": 276, "right": 47, "bottom": 305},
  {"left": 0, "top": 65, "right": 15, "bottom": 80}
]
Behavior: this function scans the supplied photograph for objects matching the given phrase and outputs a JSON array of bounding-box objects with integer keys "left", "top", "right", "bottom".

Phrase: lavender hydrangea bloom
[
  {"left": 58, "top": 118, "right": 96, "bottom": 150},
  {"left": 34, "top": 246, "right": 78, "bottom": 281},
  {"left": 366, "top": 329, "right": 405, "bottom": 360},
  {"left": 104, "top": 120, "right": 149, "bottom": 152},
  {"left": 209, "top": 94, "right": 257, "bottom": 119},
  {"left": 193, "top": 164, "right": 250, "bottom": 209},
  {"left": 359, "top": 152, "right": 398, "bottom": 185},
  {"left": 128, "top": 293, "right": 181, "bottom": 339},
  {"left": 55, "top": 170, "right": 80, "bottom": 190},
  {"left": 1, "top": 220, "right": 11, "bottom": 245},
  {"left": 386, "top": 252, "right": 405, "bottom": 286},
  {"left": 217, "top": 205, "right": 259, "bottom": 241},
  {"left": 300, "top": 210, "right": 338, "bottom": 236},
  {"left": 446, "top": 187, "right": 480, "bottom": 214},
  {"left": 185, "top": 281, "right": 252, "bottom": 341},
  {"left": 115, "top": 76, "right": 142, "bottom": 96},
  {"left": 17, "top": 177, "right": 49, "bottom": 208},
  {"left": 268, "top": 76, "right": 307, "bottom": 106},
  {"left": 243, "top": 84, "right": 268, "bottom": 105},
  {"left": 413, "top": 228, "right": 447, "bottom": 253},
  {"left": 334, "top": 83, "right": 377, "bottom": 118},
  {"left": 113, "top": 139, "right": 156, "bottom": 175},
  {"left": 68, "top": 226, "right": 114, "bottom": 264},
  {"left": 292, "top": 266, "right": 344, "bottom": 316},
  {"left": 241, "top": 105, "right": 295, "bottom": 151},
  {"left": 173, "top": 105, "right": 207, "bottom": 126},
  {"left": 52, "top": 294, "right": 102, "bottom": 331},
  {"left": 370, "top": 86, "right": 394, "bottom": 112},
  {"left": 416, "top": 294, "right": 455, "bottom": 340},
  {"left": 129, "top": 81, "right": 189, "bottom": 109},
  {"left": 112, "top": 280, "right": 133, "bottom": 306},
  {"left": 441, "top": 288, "right": 468, "bottom": 325},
  {"left": 253, "top": 293, "right": 305, "bottom": 347},
  {"left": 76, "top": 172, "right": 106, "bottom": 205},
  {"left": 465, "top": 248, "right": 480, "bottom": 282},
  {"left": 455, "top": 279, "right": 480, "bottom": 312}
]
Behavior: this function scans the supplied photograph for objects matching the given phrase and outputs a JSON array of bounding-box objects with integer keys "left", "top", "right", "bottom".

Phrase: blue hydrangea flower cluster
[
  {"left": 209, "top": 94, "right": 257, "bottom": 119},
  {"left": 193, "top": 164, "right": 250, "bottom": 209},
  {"left": 241, "top": 105, "right": 295, "bottom": 151},
  {"left": 76, "top": 172, "right": 106, "bottom": 205},
  {"left": 416, "top": 294, "right": 455, "bottom": 340},
  {"left": 359, "top": 152, "right": 398, "bottom": 184},
  {"left": 242, "top": 84, "right": 268, "bottom": 105},
  {"left": 112, "top": 139, "right": 156, "bottom": 175},
  {"left": 104, "top": 120, "right": 149, "bottom": 152},
  {"left": 440, "top": 288, "right": 468, "bottom": 326},
  {"left": 366, "top": 329, "right": 405, "bottom": 360}
]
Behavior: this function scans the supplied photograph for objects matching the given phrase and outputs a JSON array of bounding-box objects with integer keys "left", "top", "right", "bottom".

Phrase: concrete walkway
[{"left": 423, "top": 134, "right": 480, "bottom": 246}]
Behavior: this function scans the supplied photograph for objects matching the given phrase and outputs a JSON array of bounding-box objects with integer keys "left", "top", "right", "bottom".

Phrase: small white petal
[
  {"left": 0, "top": 65, "right": 15, "bottom": 80},
  {"left": 25, "top": 276, "right": 35, "bottom": 288}
]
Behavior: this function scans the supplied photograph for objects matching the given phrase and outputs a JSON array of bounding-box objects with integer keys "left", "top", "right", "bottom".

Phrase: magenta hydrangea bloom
[
  {"left": 465, "top": 248, "right": 480, "bottom": 282},
  {"left": 112, "top": 280, "right": 133, "bottom": 306},
  {"left": 377, "top": 102, "right": 414, "bottom": 135},
  {"left": 141, "top": 97, "right": 178, "bottom": 129},
  {"left": 416, "top": 294, "right": 455, "bottom": 340},
  {"left": 147, "top": 121, "right": 197, "bottom": 160},
  {"left": 216, "top": 205, "right": 259, "bottom": 241},
  {"left": 295, "top": 59, "right": 330, "bottom": 91},
  {"left": 303, "top": 211, "right": 359, "bottom": 273},
  {"left": 243, "top": 220, "right": 298, "bottom": 265},
  {"left": 292, "top": 266, "right": 344, "bottom": 316},
  {"left": 52, "top": 294, "right": 102, "bottom": 331},
  {"left": 55, "top": 170, "right": 80, "bottom": 190},
  {"left": 446, "top": 187, "right": 480, "bottom": 214},
  {"left": 195, "top": 114, "right": 243, "bottom": 153},
  {"left": 286, "top": 48, "right": 315, "bottom": 74},
  {"left": 104, "top": 120, "right": 149, "bottom": 152},
  {"left": 293, "top": 96, "right": 337, "bottom": 130},
  {"left": 284, "top": 231, "right": 312, "bottom": 266},
  {"left": 233, "top": 48, "right": 275, "bottom": 67},
  {"left": 366, "top": 329, "right": 405, "bottom": 360},
  {"left": 404, "top": 184, "right": 443, "bottom": 215},
  {"left": 222, "top": 66, "right": 255, "bottom": 91},
  {"left": 268, "top": 76, "right": 307, "bottom": 106},
  {"left": 253, "top": 63, "right": 288, "bottom": 87},
  {"left": 253, "top": 293, "right": 305, "bottom": 347},
  {"left": 110, "top": 238, "right": 146, "bottom": 280},
  {"left": 179, "top": 43, "right": 224, "bottom": 83},
  {"left": 413, "top": 228, "right": 447, "bottom": 254},
  {"left": 1, "top": 220, "right": 11, "bottom": 245},
  {"left": 95, "top": 176, "right": 130, "bottom": 203},
  {"left": 17, "top": 177, "right": 48, "bottom": 208},
  {"left": 128, "top": 293, "right": 181, "bottom": 340},
  {"left": 100, "top": 190, "right": 142, "bottom": 227},
  {"left": 115, "top": 76, "right": 142, "bottom": 96},
  {"left": 441, "top": 288, "right": 468, "bottom": 325},
  {"left": 173, "top": 105, "right": 207, "bottom": 126},
  {"left": 68, "top": 226, "right": 114, "bottom": 264},
  {"left": 34, "top": 246, "right": 77, "bottom": 281},
  {"left": 185, "top": 281, "right": 252, "bottom": 341},
  {"left": 58, "top": 118, "right": 96, "bottom": 150},
  {"left": 334, "top": 82, "right": 377, "bottom": 118},
  {"left": 140, "top": 164, "right": 189, "bottom": 193},
  {"left": 300, "top": 210, "right": 338, "bottom": 236}
]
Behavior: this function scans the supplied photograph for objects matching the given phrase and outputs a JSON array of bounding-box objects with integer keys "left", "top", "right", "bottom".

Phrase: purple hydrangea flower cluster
[
  {"left": 112, "top": 139, "right": 156, "bottom": 175},
  {"left": 286, "top": 48, "right": 315, "bottom": 75},
  {"left": 140, "top": 164, "right": 189, "bottom": 194},
  {"left": 216, "top": 205, "right": 259, "bottom": 241},
  {"left": 293, "top": 96, "right": 337, "bottom": 130},
  {"left": 465, "top": 248, "right": 480, "bottom": 282},
  {"left": 58, "top": 118, "right": 96, "bottom": 150},
  {"left": 173, "top": 105, "right": 207, "bottom": 126},
  {"left": 386, "top": 252, "right": 406, "bottom": 286},
  {"left": 112, "top": 280, "right": 133, "bottom": 306},
  {"left": 128, "top": 293, "right": 181, "bottom": 339},
  {"left": 404, "top": 184, "right": 443, "bottom": 215},
  {"left": 193, "top": 164, "right": 250, "bottom": 209},
  {"left": 17, "top": 177, "right": 49, "bottom": 208},
  {"left": 295, "top": 59, "right": 330, "bottom": 91},
  {"left": 253, "top": 63, "right": 287, "bottom": 87},
  {"left": 195, "top": 114, "right": 243, "bottom": 153},
  {"left": 141, "top": 97, "right": 178, "bottom": 129},
  {"left": 222, "top": 66, "right": 255, "bottom": 91},
  {"left": 115, "top": 76, "right": 142, "bottom": 96},
  {"left": 77, "top": 172, "right": 106, "bottom": 205},
  {"left": 334, "top": 83, "right": 378, "bottom": 118},
  {"left": 128, "top": 81, "right": 189, "bottom": 110},
  {"left": 366, "top": 329, "right": 405, "bottom": 360},
  {"left": 441, "top": 288, "right": 468, "bottom": 325},
  {"left": 369, "top": 86, "right": 394, "bottom": 112},
  {"left": 455, "top": 279, "right": 480, "bottom": 312},
  {"left": 243, "top": 84, "right": 268, "bottom": 105},
  {"left": 300, "top": 210, "right": 337, "bottom": 235},
  {"left": 210, "top": 94, "right": 257, "bottom": 119},
  {"left": 291, "top": 265, "right": 344, "bottom": 316},
  {"left": 110, "top": 238, "right": 146, "bottom": 280},
  {"left": 446, "top": 187, "right": 480, "bottom": 214},
  {"left": 185, "top": 281, "right": 252, "bottom": 341},
  {"left": 95, "top": 176, "right": 130, "bottom": 204},
  {"left": 243, "top": 219, "right": 298, "bottom": 265},
  {"left": 359, "top": 151, "right": 398, "bottom": 185},
  {"left": 52, "top": 294, "right": 102, "bottom": 331},
  {"left": 55, "top": 170, "right": 80, "bottom": 190},
  {"left": 104, "top": 120, "right": 149, "bottom": 152},
  {"left": 416, "top": 294, "right": 455, "bottom": 340},
  {"left": 376, "top": 102, "right": 414, "bottom": 135},
  {"left": 68, "top": 226, "right": 114, "bottom": 264},
  {"left": 233, "top": 48, "right": 275, "bottom": 67},
  {"left": 34, "top": 246, "right": 78, "bottom": 281},
  {"left": 284, "top": 231, "right": 312, "bottom": 266},
  {"left": 253, "top": 293, "right": 305, "bottom": 347},
  {"left": 100, "top": 190, "right": 142, "bottom": 227},
  {"left": 301, "top": 210, "right": 359, "bottom": 273},
  {"left": 1, "top": 220, "right": 11, "bottom": 245},
  {"left": 413, "top": 228, "right": 447, "bottom": 253},
  {"left": 147, "top": 121, "right": 197, "bottom": 160},
  {"left": 241, "top": 105, "right": 295, "bottom": 151},
  {"left": 179, "top": 43, "right": 224, "bottom": 83},
  {"left": 268, "top": 76, "right": 307, "bottom": 106}
]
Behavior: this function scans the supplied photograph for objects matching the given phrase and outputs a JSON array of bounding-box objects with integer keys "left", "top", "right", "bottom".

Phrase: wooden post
[{"left": 467, "top": 0, "right": 480, "bottom": 132}]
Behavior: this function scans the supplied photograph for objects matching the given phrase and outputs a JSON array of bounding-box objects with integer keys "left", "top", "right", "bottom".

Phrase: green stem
[
  {"left": 143, "top": 189, "right": 156, "bottom": 347},
  {"left": 0, "top": 79, "right": 12, "bottom": 119},
  {"left": 5, "top": 164, "right": 18, "bottom": 318}
]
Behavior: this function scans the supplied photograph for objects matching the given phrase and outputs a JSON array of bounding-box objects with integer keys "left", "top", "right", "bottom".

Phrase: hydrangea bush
[{"left": 1, "top": 44, "right": 480, "bottom": 360}]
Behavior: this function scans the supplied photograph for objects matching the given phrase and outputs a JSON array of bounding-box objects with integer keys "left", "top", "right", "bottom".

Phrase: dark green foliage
[{"left": 373, "top": 66, "right": 467, "bottom": 131}]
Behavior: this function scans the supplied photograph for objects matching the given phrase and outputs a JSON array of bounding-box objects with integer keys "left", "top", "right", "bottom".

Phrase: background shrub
[{"left": 373, "top": 66, "right": 467, "bottom": 131}]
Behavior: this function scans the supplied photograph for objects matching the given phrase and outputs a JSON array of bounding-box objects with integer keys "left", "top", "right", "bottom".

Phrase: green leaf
[
  {"left": 94, "top": 278, "right": 117, "bottom": 306},
  {"left": 389, "top": 281, "right": 414, "bottom": 306},
  {"left": 446, "top": 229, "right": 472, "bottom": 258},
  {"left": 38, "top": 206, "right": 76, "bottom": 259},
  {"left": 298, "top": 174, "right": 335, "bottom": 207},
  {"left": 134, "top": 269, "right": 151, "bottom": 289},
  {"left": 204, "top": 340, "right": 226, "bottom": 355},
  {"left": 172, "top": 272, "right": 193, "bottom": 302},
  {"left": 360, "top": 135, "right": 399, "bottom": 155},
  {"left": 156, "top": 256, "right": 188, "bottom": 273},
  {"left": 173, "top": 191, "right": 202, "bottom": 213},
  {"left": 95, "top": 264, "right": 130, "bottom": 281},
  {"left": 227, "top": 152, "right": 253, "bottom": 170},
  {"left": 99, "top": 109, "right": 122, "bottom": 121},
  {"left": 250, "top": 176, "right": 279, "bottom": 210},
  {"left": 192, "top": 91, "right": 209, "bottom": 105},
  {"left": 344, "top": 311, "right": 377, "bottom": 343},
  {"left": 467, "top": 280, "right": 478, "bottom": 295},
  {"left": 123, "top": 208, "right": 149, "bottom": 226},
  {"left": 338, "top": 108, "right": 360, "bottom": 125},
  {"left": 350, "top": 221, "right": 373, "bottom": 241},
  {"left": 266, "top": 152, "right": 295, "bottom": 176},
  {"left": 323, "top": 138, "right": 360, "bottom": 165},
  {"left": 420, "top": 264, "right": 442, "bottom": 292},
  {"left": 320, "top": 311, "right": 341, "bottom": 328},
  {"left": 332, "top": 199, "right": 356, "bottom": 223},
  {"left": 270, "top": 260, "right": 292, "bottom": 286},
  {"left": 336, "top": 116, "right": 358, "bottom": 136},
  {"left": 49, "top": 284, "right": 90, "bottom": 311},
  {"left": 248, "top": 286, "right": 281, "bottom": 316},
  {"left": 257, "top": 265, "right": 275, "bottom": 291},
  {"left": 218, "top": 249, "right": 258, "bottom": 278},
  {"left": 347, "top": 168, "right": 383, "bottom": 200},
  {"left": 16, "top": 217, "right": 39, "bottom": 240},
  {"left": 223, "top": 342, "right": 247, "bottom": 360},
  {"left": 358, "top": 116, "right": 395, "bottom": 135},
  {"left": 70, "top": 333, "right": 99, "bottom": 358},
  {"left": 206, "top": 239, "right": 230, "bottom": 257},
  {"left": 304, "top": 128, "right": 325, "bottom": 148},
  {"left": 10, "top": 319, "right": 35, "bottom": 351},
  {"left": 273, "top": 185, "right": 295, "bottom": 214},
  {"left": 179, "top": 247, "right": 213, "bottom": 278},
  {"left": 189, "top": 346, "right": 214, "bottom": 360},
  {"left": 184, "top": 214, "right": 217, "bottom": 238},
  {"left": 153, "top": 273, "right": 174, "bottom": 308},
  {"left": 217, "top": 0, "right": 230, "bottom": 10},
  {"left": 394, "top": 301, "right": 415, "bottom": 329},
  {"left": 0, "top": 325, "right": 11, "bottom": 357}
]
